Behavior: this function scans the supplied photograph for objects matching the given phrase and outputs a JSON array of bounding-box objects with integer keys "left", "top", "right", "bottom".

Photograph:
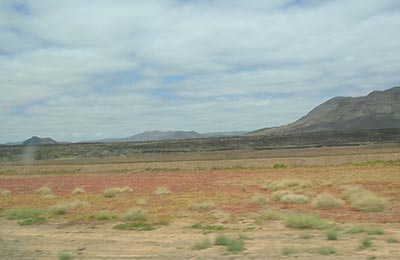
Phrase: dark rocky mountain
[
  {"left": 22, "top": 136, "right": 57, "bottom": 146},
  {"left": 98, "top": 130, "right": 203, "bottom": 143},
  {"left": 250, "top": 86, "right": 400, "bottom": 135}
]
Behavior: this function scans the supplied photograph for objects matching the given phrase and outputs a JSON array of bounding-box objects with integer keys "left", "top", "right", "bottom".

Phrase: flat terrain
[{"left": 1, "top": 145, "right": 400, "bottom": 259}]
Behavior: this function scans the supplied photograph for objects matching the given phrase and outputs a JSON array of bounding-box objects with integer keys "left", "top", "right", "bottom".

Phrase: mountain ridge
[
  {"left": 22, "top": 136, "right": 58, "bottom": 146},
  {"left": 250, "top": 86, "right": 400, "bottom": 135}
]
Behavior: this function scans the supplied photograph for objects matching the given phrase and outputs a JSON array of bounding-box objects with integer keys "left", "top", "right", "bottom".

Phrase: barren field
[{"left": 1, "top": 146, "right": 400, "bottom": 260}]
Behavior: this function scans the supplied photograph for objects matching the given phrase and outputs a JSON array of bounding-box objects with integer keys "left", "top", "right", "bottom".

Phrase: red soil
[{"left": 0, "top": 170, "right": 399, "bottom": 223}]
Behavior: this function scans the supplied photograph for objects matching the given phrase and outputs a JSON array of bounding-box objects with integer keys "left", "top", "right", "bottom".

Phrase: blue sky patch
[
  {"left": 11, "top": 2, "right": 31, "bottom": 15},
  {"left": 151, "top": 88, "right": 179, "bottom": 100},
  {"left": 163, "top": 75, "right": 186, "bottom": 84}
]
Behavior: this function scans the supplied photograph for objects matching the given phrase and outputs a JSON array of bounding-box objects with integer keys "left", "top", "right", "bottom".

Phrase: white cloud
[{"left": 0, "top": 0, "right": 399, "bottom": 142}]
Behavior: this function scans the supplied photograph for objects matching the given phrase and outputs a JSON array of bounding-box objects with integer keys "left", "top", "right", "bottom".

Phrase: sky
[{"left": 1, "top": 0, "right": 400, "bottom": 143}]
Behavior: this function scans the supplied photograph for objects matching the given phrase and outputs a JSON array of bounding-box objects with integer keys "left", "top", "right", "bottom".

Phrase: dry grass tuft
[
  {"left": 0, "top": 189, "right": 12, "bottom": 196},
  {"left": 263, "top": 179, "right": 312, "bottom": 191},
  {"left": 72, "top": 187, "right": 85, "bottom": 194},
  {"left": 259, "top": 209, "right": 284, "bottom": 221},
  {"left": 122, "top": 208, "right": 148, "bottom": 222},
  {"left": 192, "top": 238, "right": 211, "bottom": 250},
  {"left": 273, "top": 190, "right": 311, "bottom": 204},
  {"left": 67, "top": 199, "right": 91, "bottom": 208},
  {"left": 50, "top": 200, "right": 91, "bottom": 215},
  {"left": 103, "top": 187, "right": 133, "bottom": 198},
  {"left": 118, "top": 187, "right": 133, "bottom": 193},
  {"left": 103, "top": 188, "right": 117, "bottom": 198},
  {"left": 154, "top": 186, "right": 171, "bottom": 196},
  {"left": 285, "top": 213, "right": 328, "bottom": 229},
  {"left": 43, "top": 194, "right": 57, "bottom": 199},
  {"left": 343, "top": 186, "right": 389, "bottom": 212},
  {"left": 189, "top": 201, "right": 216, "bottom": 211},
  {"left": 250, "top": 193, "right": 268, "bottom": 205},
  {"left": 136, "top": 198, "right": 148, "bottom": 206},
  {"left": 50, "top": 204, "right": 70, "bottom": 215},
  {"left": 279, "top": 194, "right": 309, "bottom": 204},
  {"left": 35, "top": 186, "right": 53, "bottom": 196},
  {"left": 312, "top": 192, "right": 344, "bottom": 209},
  {"left": 273, "top": 190, "right": 292, "bottom": 200}
]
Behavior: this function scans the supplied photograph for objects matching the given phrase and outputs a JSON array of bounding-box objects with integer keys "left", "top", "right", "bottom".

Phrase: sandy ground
[{"left": 1, "top": 218, "right": 400, "bottom": 260}]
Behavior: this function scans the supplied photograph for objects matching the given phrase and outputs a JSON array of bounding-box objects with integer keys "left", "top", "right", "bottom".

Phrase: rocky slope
[{"left": 250, "top": 86, "right": 400, "bottom": 135}]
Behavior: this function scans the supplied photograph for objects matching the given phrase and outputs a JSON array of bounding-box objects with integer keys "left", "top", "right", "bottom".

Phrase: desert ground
[{"left": 1, "top": 145, "right": 400, "bottom": 260}]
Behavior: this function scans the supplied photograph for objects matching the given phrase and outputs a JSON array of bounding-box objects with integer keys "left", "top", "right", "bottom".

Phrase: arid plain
[{"left": 1, "top": 145, "right": 400, "bottom": 260}]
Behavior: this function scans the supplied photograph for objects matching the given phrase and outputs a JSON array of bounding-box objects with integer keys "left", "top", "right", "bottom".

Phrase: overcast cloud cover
[{"left": 1, "top": 0, "right": 400, "bottom": 143}]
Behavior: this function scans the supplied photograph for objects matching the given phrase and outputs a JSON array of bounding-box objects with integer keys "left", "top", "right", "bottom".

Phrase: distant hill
[
  {"left": 250, "top": 86, "right": 400, "bottom": 135},
  {"left": 4, "top": 141, "right": 23, "bottom": 145},
  {"left": 22, "top": 136, "right": 57, "bottom": 146},
  {"left": 92, "top": 130, "right": 246, "bottom": 143},
  {"left": 201, "top": 131, "right": 247, "bottom": 137},
  {"left": 98, "top": 130, "right": 203, "bottom": 143}
]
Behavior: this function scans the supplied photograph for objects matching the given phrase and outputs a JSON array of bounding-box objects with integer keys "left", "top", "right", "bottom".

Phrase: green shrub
[
  {"left": 215, "top": 234, "right": 230, "bottom": 246},
  {"left": 282, "top": 247, "right": 299, "bottom": 255},
  {"left": 192, "top": 238, "right": 210, "bottom": 250},
  {"left": 214, "top": 234, "right": 247, "bottom": 253},
  {"left": 318, "top": 246, "right": 336, "bottom": 255},
  {"left": 366, "top": 228, "right": 384, "bottom": 235},
  {"left": 122, "top": 208, "right": 147, "bottom": 222},
  {"left": 227, "top": 238, "right": 245, "bottom": 253},
  {"left": 35, "top": 147, "right": 57, "bottom": 160},
  {"left": 312, "top": 192, "right": 344, "bottom": 209},
  {"left": 299, "top": 231, "right": 313, "bottom": 239},
  {"left": 191, "top": 224, "right": 226, "bottom": 231},
  {"left": 113, "top": 222, "right": 155, "bottom": 231},
  {"left": 346, "top": 226, "right": 365, "bottom": 234},
  {"left": 18, "top": 216, "right": 45, "bottom": 226},
  {"left": 6, "top": 208, "right": 45, "bottom": 220},
  {"left": 273, "top": 164, "right": 287, "bottom": 169},
  {"left": 325, "top": 230, "right": 338, "bottom": 240},
  {"left": 58, "top": 252, "right": 74, "bottom": 260},
  {"left": 285, "top": 214, "right": 328, "bottom": 230},
  {"left": 387, "top": 237, "right": 399, "bottom": 243},
  {"left": 359, "top": 237, "right": 373, "bottom": 249},
  {"left": 93, "top": 212, "right": 118, "bottom": 221},
  {"left": 238, "top": 233, "right": 252, "bottom": 240}
]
